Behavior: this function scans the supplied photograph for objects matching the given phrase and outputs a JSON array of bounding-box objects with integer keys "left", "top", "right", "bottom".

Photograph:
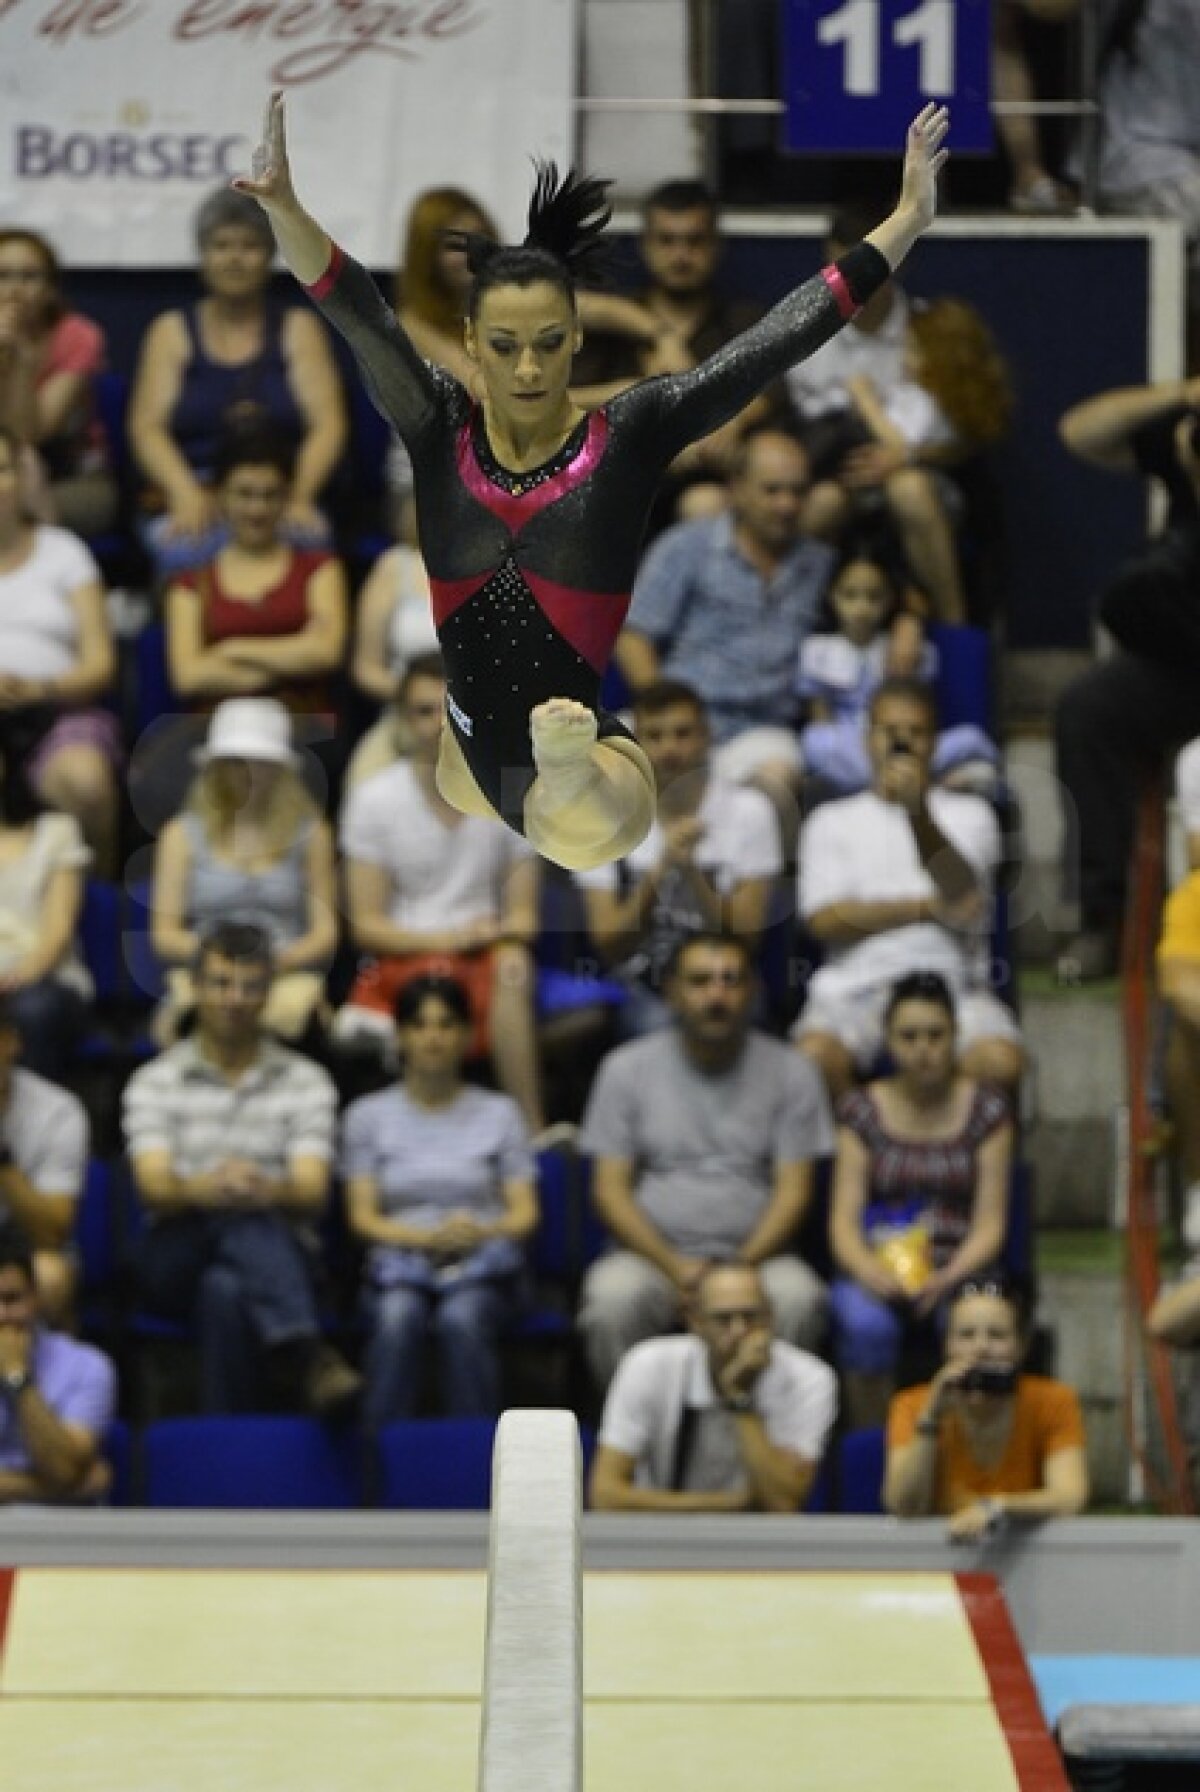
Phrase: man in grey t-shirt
[{"left": 578, "top": 932, "right": 832, "bottom": 1393}]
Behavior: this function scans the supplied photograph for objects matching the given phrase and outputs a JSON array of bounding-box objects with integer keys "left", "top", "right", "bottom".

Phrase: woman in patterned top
[
  {"left": 234, "top": 96, "right": 949, "bottom": 867},
  {"left": 829, "top": 970, "right": 1014, "bottom": 1427}
]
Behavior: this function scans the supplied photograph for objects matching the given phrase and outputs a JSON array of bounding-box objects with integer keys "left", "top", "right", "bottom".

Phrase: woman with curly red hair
[{"left": 831, "top": 296, "right": 1014, "bottom": 623}]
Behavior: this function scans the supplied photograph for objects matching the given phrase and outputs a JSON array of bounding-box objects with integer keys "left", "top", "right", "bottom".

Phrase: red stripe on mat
[
  {"left": 957, "top": 1573, "right": 1070, "bottom": 1792},
  {"left": 0, "top": 1569, "right": 14, "bottom": 1670}
]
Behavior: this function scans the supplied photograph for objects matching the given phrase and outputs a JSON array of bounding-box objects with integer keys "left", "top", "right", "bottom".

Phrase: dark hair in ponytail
[{"left": 461, "top": 160, "right": 612, "bottom": 320}]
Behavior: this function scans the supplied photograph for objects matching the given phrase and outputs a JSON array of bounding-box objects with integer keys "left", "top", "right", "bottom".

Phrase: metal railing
[
  {"left": 1120, "top": 783, "right": 1195, "bottom": 1514},
  {"left": 577, "top": 0, "right": 1103, "bottom": 206}
]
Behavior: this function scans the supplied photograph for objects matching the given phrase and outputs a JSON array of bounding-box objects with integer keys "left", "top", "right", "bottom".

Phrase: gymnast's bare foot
[{"left": 531, "top": 699, "right": 598, "bottom": 771}]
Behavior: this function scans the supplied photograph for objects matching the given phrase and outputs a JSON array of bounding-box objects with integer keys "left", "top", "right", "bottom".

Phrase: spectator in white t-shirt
[
  {"left": 589, "top": 1261, "right": 836, "bottom": 1512},
  {"left": 345, "top": 518, "right": 438, "bottom": 792},
  {"left": 576, "top": 680, "right": 781, "bottom": 1037},
  {"left": 784, "top": 213, "right": 976, "bottom": 624},
  {"left": 0, "top": 728, "right": 92, "bottom": 1079},
  {"left": 336, "top": 652, "right": 546, "bottom": 1135},
  {"left": 795, "top": 677, "right": 1025, "bottom": 1099},
  {"left": 0, "top": 427, "right": 118, "bottom": 872}
]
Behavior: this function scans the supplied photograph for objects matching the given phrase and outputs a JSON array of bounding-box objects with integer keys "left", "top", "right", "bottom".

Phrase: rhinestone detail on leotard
[{"left": 472, "top": 413, "right": 590, "bottom": 495}]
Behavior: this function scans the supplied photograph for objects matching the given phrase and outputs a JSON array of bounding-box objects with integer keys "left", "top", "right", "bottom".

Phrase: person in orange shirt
[{"left": 884, "top": 1276, "right": 1088, "bottom": 1541}]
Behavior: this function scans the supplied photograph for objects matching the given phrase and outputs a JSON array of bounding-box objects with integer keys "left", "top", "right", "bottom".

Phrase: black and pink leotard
[{"left": 304, "top": 243, "right": 888, "bottom": 831}]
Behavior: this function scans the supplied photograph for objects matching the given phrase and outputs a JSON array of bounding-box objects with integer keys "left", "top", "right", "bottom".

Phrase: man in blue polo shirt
[
  {"left": 615, "top": 426, "right": 832, "bottom": 806},
  {"left": 0, "top": 1222, "right": 115, "bottom": 1504}
]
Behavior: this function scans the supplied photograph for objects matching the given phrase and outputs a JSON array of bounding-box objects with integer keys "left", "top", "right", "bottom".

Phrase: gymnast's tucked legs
[{"left": 436, "top": 698, "right": 656, "bottom": 871}]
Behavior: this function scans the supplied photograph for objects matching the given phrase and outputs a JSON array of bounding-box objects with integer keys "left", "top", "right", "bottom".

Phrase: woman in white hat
[{"left": 150, "top": 696, "right": 337, "bottom": 1044}]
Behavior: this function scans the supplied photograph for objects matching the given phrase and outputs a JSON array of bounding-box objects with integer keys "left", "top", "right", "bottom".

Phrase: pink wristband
[
  {"left": 820, "top": 263, "right": 858, "bottom": 322},
  {"left": 303, "top": 242, "right": 345, "bottom": 301}
]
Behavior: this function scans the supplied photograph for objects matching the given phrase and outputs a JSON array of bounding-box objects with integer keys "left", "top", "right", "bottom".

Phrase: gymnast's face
[{"left": 465, "top": 282, "right": 582, "bottom": 431}]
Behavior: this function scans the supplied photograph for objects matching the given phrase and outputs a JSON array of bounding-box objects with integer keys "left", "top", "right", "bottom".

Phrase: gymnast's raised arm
[{"left": 233, "top": 92, "right": 440, "bottom": 439}]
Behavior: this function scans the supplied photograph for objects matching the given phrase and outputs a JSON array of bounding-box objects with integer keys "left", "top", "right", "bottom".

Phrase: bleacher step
[
  {"left": 1022, "top": 981, "right": 1124, "bottom": 1227},
  {"left": 1039, "top": 1264, "right": 1127, "bottom": 1507}
]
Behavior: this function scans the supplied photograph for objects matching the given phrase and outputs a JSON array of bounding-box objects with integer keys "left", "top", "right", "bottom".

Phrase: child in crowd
[{"left": 797, "top": 540, "right": 999, "bottom": 795}]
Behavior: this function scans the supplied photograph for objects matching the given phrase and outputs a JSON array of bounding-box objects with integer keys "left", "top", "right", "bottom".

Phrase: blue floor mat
[{"left": 1030, "top": 1655, "right": 1200, "bottom": 1728}]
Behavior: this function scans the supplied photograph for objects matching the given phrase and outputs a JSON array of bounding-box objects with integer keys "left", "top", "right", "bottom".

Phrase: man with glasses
[
  {"left": 588, "top": 1260, "right": 835, "bottom": 1512},
  {"left": 123, "top": 920, "right": 360, "bottom": 1417},
  {"left": 577, "top": 932, "right": 831, "bottom": 1394}
]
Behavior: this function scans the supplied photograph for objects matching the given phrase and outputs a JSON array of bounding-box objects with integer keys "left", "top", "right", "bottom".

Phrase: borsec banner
[{"left": 0, "top": 0, "right": 578, "bottom": 267}]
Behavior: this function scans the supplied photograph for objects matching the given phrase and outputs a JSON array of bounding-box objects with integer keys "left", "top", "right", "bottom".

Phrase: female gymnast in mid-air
[{"left": 235, "top": 98, "right": 949, "bottom": 870}]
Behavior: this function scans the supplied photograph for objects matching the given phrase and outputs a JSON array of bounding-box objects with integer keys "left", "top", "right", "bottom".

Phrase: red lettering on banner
[
  {"left": 38, "top": 0, "right": 145, "bottom": 39},
  {"left": 15, "top": 0, "right": 486, "bottom": 87},
  {"left": 174, "top": 1, "right": 484, "bottom": 84}
]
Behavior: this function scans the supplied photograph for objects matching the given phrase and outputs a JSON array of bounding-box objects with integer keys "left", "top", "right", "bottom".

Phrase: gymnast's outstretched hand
[
  {"left": 232, "top": 91, "right": 297, "bottom": 215},
  {"left": 862, "top": 103, "right": 950, "bottom": 273},
  {"left": 898, "top": 103, "right": 951, "bottom": 235},
  {"left": 232, "top": 93, "right": 333, "bottom": 288}
]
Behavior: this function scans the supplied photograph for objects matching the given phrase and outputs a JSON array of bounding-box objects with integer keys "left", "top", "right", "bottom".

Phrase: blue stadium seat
[
  {"left": 132, "top": 622, "right": 174, "bottom": 743},
  {"left": 375, "top": 1417, "right": 497, "bottom": 1510},
  {"left": 512, "top": 1146, "right": 605, "bottom": 1346},
  {"left": 87, "top": 369, "right": 140, "bottom": 580},
  {"left": 76, "top": 1158, "right": 117, "bottom": 1318},
  {"left": 143, "top": 1416, "right": 363, "bottom": 1509},
  {"left": 79, "top": 878, "right": 125, "bottom": 1006},
  {"left": 927, "top": 623, "right": 993, "bottom": 732},
  {"left": 600, "top": 659, "right": 632, "bottom": 713},
  {"left": 345, "top": 381, "right": 393, "bottom": 571},
  {"left": 1003, "top": 1160, "right": 1036, "bottom": 1285},
  {"left": 535, "top": 872, "right": 626, "bottom": 1013},
  {"left": 532, "top": 1147, "right": 607, "bottom": 1287},
  {"left": 94, "top": 368, "right": 132, "bottom": 487},
  {"left": 124, "top": 878, "right": 166, "bottom": 1007},
  {"left": 75, "top": 880, "right": 158, "bottom": 1063},
  {"left": 802, "top": 1449, "right": 834, "bottom": 1514},
  {"left": 837, "top": 1426, "right": 886, "bottom": 1515},
  {"left": 376, "top": 1417, "right": 594, "bottom": 1511},
  {"left": 102, "top": 1417, "right": 133, "bottom": 1507}
]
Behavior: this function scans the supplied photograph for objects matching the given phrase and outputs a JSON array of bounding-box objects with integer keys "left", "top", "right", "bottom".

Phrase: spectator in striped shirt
[{"left": 122, "top": 920, "right": 360, "bottom": 1418}]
